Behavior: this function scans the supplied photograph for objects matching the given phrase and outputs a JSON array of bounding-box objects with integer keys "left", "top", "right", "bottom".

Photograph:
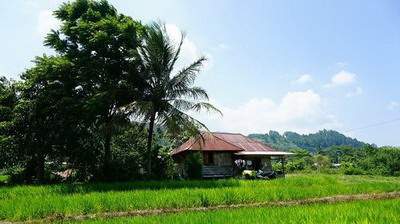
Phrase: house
[{"left": 171, "top": 132, "right": 293, "bottom": 178}]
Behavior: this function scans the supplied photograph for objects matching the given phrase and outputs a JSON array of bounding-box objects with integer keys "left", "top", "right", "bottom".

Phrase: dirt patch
[{"left": 8, "top": 191, "right": 400, "bottom": 224}]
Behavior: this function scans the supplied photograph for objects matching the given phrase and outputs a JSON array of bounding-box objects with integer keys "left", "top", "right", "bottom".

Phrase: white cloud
[
  {"left": 325, "top": 70, "right": 356, "bottom": 87},
  {"left": 387, "top": 101, "right": 400, "bottom": 111},
  {"left": 294, "top": 74, "right": 313, "bottom": 84},
  {"left": 165, "top": 24, "right": 209, "bottom": 70},
  {"left": 37, "top": 10, "right": 60, "bottom": 37},
  {"left": 195, "top": 90, "right": 341, "bottom": 135},
  {"left": 346, "top": 86, "right": 363, "bottom": 97}
]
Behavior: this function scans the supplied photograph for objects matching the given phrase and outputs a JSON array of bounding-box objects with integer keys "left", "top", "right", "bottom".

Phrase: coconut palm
[{"left": 135, "top": 22, "right": 221, "bottom": 176}]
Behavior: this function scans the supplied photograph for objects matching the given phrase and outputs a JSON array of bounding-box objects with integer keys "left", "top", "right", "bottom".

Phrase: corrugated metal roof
[
  {"left": 172, "top": 132, "right": 278, "bottom": 155},
  {"left": 172, "top": 132, "right": 244, "bottom": 155},
  {"left": 213, "top": 132, "right": 275, "bottom": 152}
]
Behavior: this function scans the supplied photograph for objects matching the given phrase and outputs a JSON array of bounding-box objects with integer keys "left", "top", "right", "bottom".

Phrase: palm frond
[
  {"left": 172, "top": 99, "right": 196, "bottom": 111},
  {"left": 138, "top": 22, "right": 176, "bottom": 86},
  {"left": 168, "top": 57, "right": 206, "bottom": 89},
  {"left": 191, "top": 102, "right": 222, "bottom": 115},
  {"left": 168, "top": 86, "right": 209, "bottom": 101},
  {"left": 168, "top": 32, "right": 185, "bottom": 74},
  {"left": 171, "top": 99, "right": 222, "bottom": 116},
  {"left": 159, "top": 105, "right": 209, "bottom": 136},
  {"left": 131, "top": 21, "right": 220, "bottom": 138}
]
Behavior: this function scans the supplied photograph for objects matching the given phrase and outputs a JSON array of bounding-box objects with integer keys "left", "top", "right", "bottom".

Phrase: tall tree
[
  {"left": 13, "top": 56, "right": 83, "bottom": 181},
  {"left": 0, "top": 77, "right": 18, "bottom": 169},
  {"left": 44, "top": 0, "right": 145, "bottom": 179},
  {"left": 136, "top": 23, "right": 221, "bottom": 176}
]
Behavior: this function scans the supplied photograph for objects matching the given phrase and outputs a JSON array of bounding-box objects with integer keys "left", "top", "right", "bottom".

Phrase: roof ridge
[
  {"left": 210, "top": 133, "right": 246, "bottom": 151},
  {"left": 211, "top": 132, "right": 243, "bottom": 135}
]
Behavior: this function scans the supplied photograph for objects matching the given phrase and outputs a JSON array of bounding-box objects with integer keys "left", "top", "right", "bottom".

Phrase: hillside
[{"left": 248, "top": 130, "right": 366, "bottom": 152}]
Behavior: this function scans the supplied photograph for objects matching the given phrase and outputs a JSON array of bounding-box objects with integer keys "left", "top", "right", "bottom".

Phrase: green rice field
[
  {"left": 0, "top": 174, "right": 400, "bottom": 221},
  {"left": 72, "top": 199, "right": 400, "bottom": 224}
]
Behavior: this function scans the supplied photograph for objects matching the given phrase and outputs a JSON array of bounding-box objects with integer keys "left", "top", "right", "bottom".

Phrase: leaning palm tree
[{"left": 136, "top": 22, "right": 221, "bottom": 176}]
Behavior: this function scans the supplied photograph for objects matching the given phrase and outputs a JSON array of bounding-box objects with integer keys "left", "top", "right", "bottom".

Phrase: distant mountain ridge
[{"left": 248, "top": 129, "right": 367, "bottom": 152}]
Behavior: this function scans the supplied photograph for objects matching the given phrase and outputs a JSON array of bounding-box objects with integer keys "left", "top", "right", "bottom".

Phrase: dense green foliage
[
  {"left": 0, "top": 175, "right": 8, "bottom": 184},
  {"left": 0, "top": 77, "right": 18, "bottom": 169},
  {"left": 250, "top": 130, "right": 400, "bottom": 176},
  {"left": 0, "top": 174, "right": 399, "bottom": 221},
  {"left": 0, "top": 0, "right": 215, "bottom": 182},
  {"left": 73, "top": 199, "right": 400, "bottom": 224},
  {"left": 280, "top": 146, "right": 400, "bottom": 176},
  {"left": 321, "top": 145, "right": 400, "bottom": 176},
  {"left": 183, "top": 152, "right": 203, "bottom": 179},
  {"left": 249, "top": 129, "right": 366, "bottom": 152}
]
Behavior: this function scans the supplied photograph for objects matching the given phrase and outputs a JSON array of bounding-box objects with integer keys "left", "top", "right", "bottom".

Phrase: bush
[
  {"left": 7, "top": 166, "right": 26, "bottom": 183},
  {"left": 341, "top": 162, "right": 365, "bottom": 175},
  {"left": 242, "top": 170, "right": 256, "bottom": 179},
  {"left": 108, "top": 125, "right": 148, "bottom": 181},
  {"left": 343, "top": 167, "right": 365, "bottom": 175},
  {"left": 152, "top": 145, "right": 177, "bottom": 180},
  {"left": 272, "top": 161, "right": 282, "bottom": 172},
  {"left": 286, "top": 160, "right": 307, "bottom": 172},
  {"left": 313, "top": 154, "right": 331, "bottom": 171},
  {"left": 184, "top": 152, "right": 203, "bottom": 179}
]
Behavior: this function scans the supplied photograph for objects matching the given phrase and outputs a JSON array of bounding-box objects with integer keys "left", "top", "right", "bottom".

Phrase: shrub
[
  {"left": 108, "top": 125, "right": 148, "bottom": 181},
  {"left": 242, "top": 170, "right": 256, "bottom": 179},
  {"left": 7, "top": 166, "right": 26, "bottom": 183},
  {"left": 184, "top": 152, "right": 203, "bottom": 179},
  {"left": 313, "top": 154, "right": 331, "bottom": 171},
  {"left": 153, "top": 145, "right": 177, "bottom": 180},
  {"left": 340, "top": 162, "right": 365, "bottom": 175},
  {"left": 286, "top": 160, "right": 307, "bottom": 172},
  {"left": 343, "top": 167, "right": 364, "bottom": 175}
]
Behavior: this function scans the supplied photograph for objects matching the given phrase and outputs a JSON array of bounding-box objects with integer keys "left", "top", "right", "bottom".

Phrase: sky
[{"left": 1, "top": 0, "right": 400, "bottom": 146}]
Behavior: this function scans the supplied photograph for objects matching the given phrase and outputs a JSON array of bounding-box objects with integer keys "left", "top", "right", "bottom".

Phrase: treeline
[
  {"left": 251, "top": 130, "right": 400, "bottom": 176},
  {"left": 249, "top": 130, "right": 366, "bottom": 152},
  {"left": 282, "top": 146, "right": 400, "bottom": 176},
  {"left": 0, "top": 0, "right": 217, "bottom": 183}
]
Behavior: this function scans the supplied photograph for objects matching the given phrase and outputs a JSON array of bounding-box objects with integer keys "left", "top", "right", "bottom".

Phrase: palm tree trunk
[{"left": 146, "top": 112, "right": 156, "bottom": 177}]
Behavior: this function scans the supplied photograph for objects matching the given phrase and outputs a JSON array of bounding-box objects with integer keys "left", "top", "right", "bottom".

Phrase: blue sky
[{"left": 1, "top": 0, "right": 400, "bottom": 146}]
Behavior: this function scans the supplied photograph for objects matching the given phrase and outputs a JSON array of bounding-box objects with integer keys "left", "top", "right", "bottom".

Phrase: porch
[{"left": 201, "top": 151, "right": 293, "bottom": 178}]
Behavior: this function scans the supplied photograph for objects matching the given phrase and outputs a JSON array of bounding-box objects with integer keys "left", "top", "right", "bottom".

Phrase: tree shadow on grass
[
  {"left": 58, "top": 179, "right": 242, "bottom": 194},
  {"left": 0, "top": 179, "right": 242, "bottom": 195}
]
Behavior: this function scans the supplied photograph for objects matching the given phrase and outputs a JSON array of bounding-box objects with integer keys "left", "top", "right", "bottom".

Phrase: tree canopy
[{"left": 0, "top": 0, "right": 218, "bottom": 182}]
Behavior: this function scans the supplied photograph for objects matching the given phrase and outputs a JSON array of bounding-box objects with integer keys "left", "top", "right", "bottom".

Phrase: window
[{"left": 203, "top": 152, "right": 214, "bottom": 165}]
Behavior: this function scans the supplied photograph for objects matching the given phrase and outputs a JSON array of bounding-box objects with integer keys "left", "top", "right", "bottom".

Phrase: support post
[{"left": 281, "top": 156, "right": 285, "bottom": 177}]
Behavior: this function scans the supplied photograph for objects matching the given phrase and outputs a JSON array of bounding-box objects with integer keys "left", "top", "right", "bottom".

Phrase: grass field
[
  {"left": 0, "top": 174, "right": 400, "bottom": 221},
  {"left": 71, "top": 199, "right": 400, "bottom": 224}
]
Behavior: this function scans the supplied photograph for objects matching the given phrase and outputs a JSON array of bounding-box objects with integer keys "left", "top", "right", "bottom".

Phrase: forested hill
[{"left": 248, "top": 130, "right": 367, "bottom": 152}]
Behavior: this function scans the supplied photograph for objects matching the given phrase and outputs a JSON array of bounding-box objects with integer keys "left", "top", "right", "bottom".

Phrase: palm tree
[{"left": 135, "top": 22, "right": 221, "bottom": 176}]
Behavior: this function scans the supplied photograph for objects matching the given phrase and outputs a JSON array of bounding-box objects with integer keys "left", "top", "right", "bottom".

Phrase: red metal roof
[{"left": 172, "top": 132, "right": 277, "bottom": 155}]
